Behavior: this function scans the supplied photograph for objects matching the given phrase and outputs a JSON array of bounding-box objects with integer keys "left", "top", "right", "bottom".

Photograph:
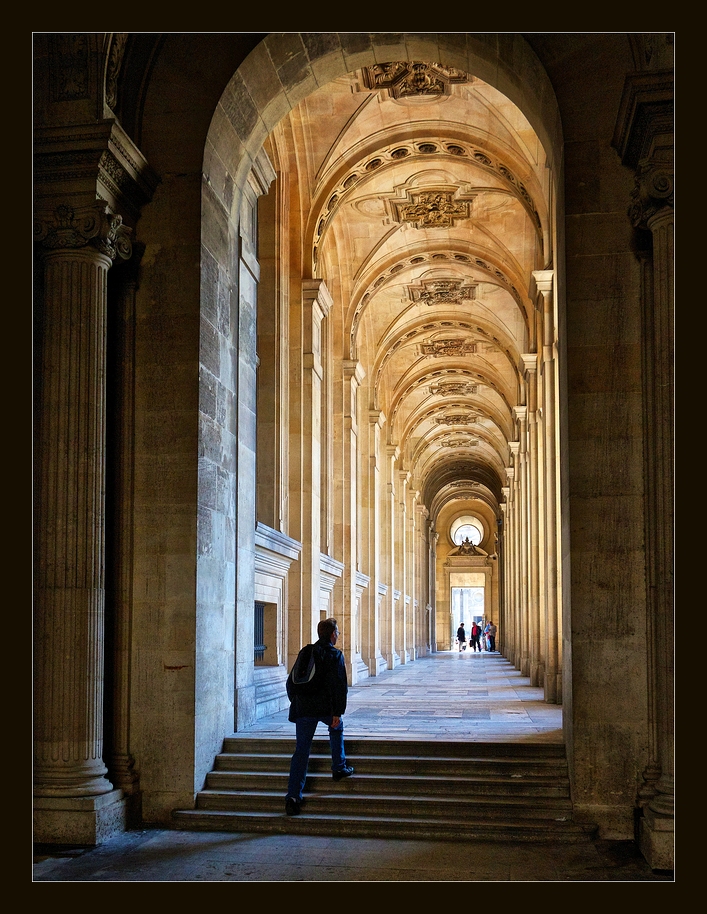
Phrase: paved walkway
[
  {"left": 33, "top": 651, "right": 673, "bottom": 882},
  {"left": 239, "top": 649, "right": 562, "bottom": 743}
]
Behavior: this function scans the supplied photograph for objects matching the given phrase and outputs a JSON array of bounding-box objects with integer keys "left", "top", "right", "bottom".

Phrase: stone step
[
  {"left": 204, "top": 770, "right": 570, "bottom": 799},
  {"left": 172, "top": 736, "right": 594, "bottom": 844},
  {"left": 196, "top": 789, "right": 574, "bottom": 820},
  {"left": 214, "top": 751, "right": 568, "bottom": 778},
  {"left": 172, "top": 808, "right": 597, "bottom": 844},
  {"left": 222, "top": 737, "right": 567, "bottom": 759}
]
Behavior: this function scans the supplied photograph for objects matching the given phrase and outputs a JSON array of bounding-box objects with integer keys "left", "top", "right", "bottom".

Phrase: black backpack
[{"left": 287, "top": 643, "right": 326, "bottom": 695}]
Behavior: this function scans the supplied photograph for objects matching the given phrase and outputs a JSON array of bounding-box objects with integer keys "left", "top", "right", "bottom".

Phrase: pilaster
[
  {"left": 532, "top": 269, "right": 561, "bottom": 704},
  {"left": 614, "top": 68, "right": 674, "bottom": 872}
]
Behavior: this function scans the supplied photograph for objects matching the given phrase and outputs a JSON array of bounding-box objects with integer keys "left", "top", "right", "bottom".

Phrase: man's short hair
[{"left": 318, "top": 617, "right": 338, "bottom": 640}]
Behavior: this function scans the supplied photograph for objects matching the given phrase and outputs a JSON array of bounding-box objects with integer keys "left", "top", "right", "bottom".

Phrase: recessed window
[{"left": 450, "top": 515, "right": 484, "bottom": 547}]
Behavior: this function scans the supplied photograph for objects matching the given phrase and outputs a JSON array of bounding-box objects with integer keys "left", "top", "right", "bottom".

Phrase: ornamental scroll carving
[
  {"left": 393, "top": 191, "right": 471, "bottom": 229},
  {"left": 105, "top": 33, "right": 128, "bottom": 111},
  {"left": 429, "top": 381, "right": 478, "bottom": 396},
  {"left": 441, "top": 436, "right": 478, "bottom": 448},
  {"left": 628, "top": 161, "right": 674, "bottom": 230},
  {"left": 421, "top": 339, "right": 477, "bottom": 357},
  {"left": 435, "top": 414, "right": 477, "bottom": 426},
  {"left": 409, "top": 279, "right": 477, "bottom": 306},
  {"left": 361, "top": 62, "right": 470, "bottom": 99},
  {"left": 35, "top": 203, "right": 132, "bottom": 262}
]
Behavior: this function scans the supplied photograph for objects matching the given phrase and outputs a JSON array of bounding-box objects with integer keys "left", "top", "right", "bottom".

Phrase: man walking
[{"left": 285, "top": 617, "right": 354, "bottom": 816}]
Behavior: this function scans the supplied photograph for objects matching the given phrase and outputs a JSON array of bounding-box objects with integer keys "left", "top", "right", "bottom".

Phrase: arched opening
[{"left": 194, "top": 39, "right": 564, "bottom": 735}]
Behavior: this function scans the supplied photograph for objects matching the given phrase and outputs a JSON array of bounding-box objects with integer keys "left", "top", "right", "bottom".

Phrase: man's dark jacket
[{"left": 287, "top": 637, "right": 348, "bottom": 722}]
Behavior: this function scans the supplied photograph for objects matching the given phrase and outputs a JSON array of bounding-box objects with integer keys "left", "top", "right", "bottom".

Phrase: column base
[
  {"left": 34, "top": 789, "right": 126, "bottom": 846},
  {"left": 366, "top": 653, "right": 387, "bottom": 676},
  {"left": 386, "top": 651, "right": 401, "bottom": 670},
  {"left": 639, "top": 809, "right": 674, "bottom": 871},
  {"left": 235, "top": 683, "right": 257, "bottom": 730}
]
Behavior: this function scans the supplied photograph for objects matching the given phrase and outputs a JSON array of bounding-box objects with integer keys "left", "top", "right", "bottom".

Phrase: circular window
[{"left": 450, "top": 515, "right": 484, "bottom": 547}]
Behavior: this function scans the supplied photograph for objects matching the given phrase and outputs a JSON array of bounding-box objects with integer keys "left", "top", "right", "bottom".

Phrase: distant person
[
  {"left": 456, "top": 623, "right": 467, "bottom": 651},
  {"left": 470, "top": 621, "right": 482, "bottom": 652},
  {"left": 485, "top": 621, "right": 497, "bottom": 652},
  {"left": 284, "top": 617, "right": 354, "bottom": 816}
]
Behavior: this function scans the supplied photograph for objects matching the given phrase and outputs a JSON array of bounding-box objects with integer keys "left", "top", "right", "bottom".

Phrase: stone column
[
  {"left": 498, "top": 496, "right": 509, "bottom": 655},
  {"left": 397, "top": 470, "right": 410, "bottom": 663},
  {"left": 339, "top": 359, "right": 365, "bottom": 681},
  {"left": 383, "top": 445, "right": 400, "bottom": 668},
  {"left": 301, "top": 281, "right": 332, "bottom": 644},
  {"left": 34, "top": 202, "right": 131, "bottom": 843},
  {"left": 533, "top": 269, "right": 561, "bottom": 703},
  {"left": 361, "top": 408, "right": 386, "bottom": 675},
  {"left": 106, "top": 245, "right": 144, "bottom": 815},
  {"left": 523, "top": 355, "right": 544, "bottom": 687},
  {"left": 514, "top": 408, "right": 530, "bottom": 677},
  {"left": 504, "top": 465, "right": 516, "bottom": 662},
  {"left": 614, "top": 69, "right": 674, "bottom": 870},
  {"left": 416, "top": 504, "right": 429, "bottom": 655}
]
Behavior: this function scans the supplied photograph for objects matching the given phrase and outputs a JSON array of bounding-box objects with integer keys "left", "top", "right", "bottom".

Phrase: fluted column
[
  {"left": 34, "top": 202, "right": 131, "bottom": 839},
  {"left": 533, "top": 269, "right": 561, "bottom": 703}
]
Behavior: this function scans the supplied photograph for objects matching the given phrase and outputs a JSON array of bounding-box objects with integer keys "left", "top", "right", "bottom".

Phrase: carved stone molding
[
  {"left": 629, "top": 161, "right": 674, "bottom": 230},
  {"left": 409, "top": 278, "right": 478, "bottom": 305},
  {"left": 35, "top": 202, "right": 132, "bottom": 262},
  {"left": 421, "top": 338, "right": 477, "bottom": 357},
  {"left": 391, "top": 189, "right": 472, "bottom": 229},
  {"left": 430, "top": 380, "right": 478, "bottom": 397},
  {"left": 613, "top": 69, "right": 673, "bottom": 229},
  {"left": 49, "top": 34, "right": 91, "bottom": 101},
  {"left": 361, "top": 62, "right": 471, "bottom": 99},
  {"left": 435, "top": 414, "right": 476, "bottom": 426},
  {"left": 105, "top": 33, "right": 128, "bottom": 112},
  {"left": 34, "top": 121, "right": 159, "bottom": 226}
]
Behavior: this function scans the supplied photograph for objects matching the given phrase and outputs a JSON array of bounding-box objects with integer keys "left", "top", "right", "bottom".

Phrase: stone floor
[{"left": 33, "top": 650, "right": 674, "bottom": 882}]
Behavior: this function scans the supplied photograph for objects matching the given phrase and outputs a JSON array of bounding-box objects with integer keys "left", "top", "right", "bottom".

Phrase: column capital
[
  {"left": 612, "top": 69, "right": 673, "bottom": 231},
  {"left": 34, "top": 201, "right": 132, "bottom": 263},
  {"left": 34, "top": 120, "right": 158, "bottom": 226},
  {"left": 513, "top": 406, "right": 527, "bottom": 423},
  {"left": 521, "top": 353, "right": 538, "bottom": 374},
  {"left": 530, "top": 270, "right": 554, "bottom": 299},
  {"left": 302, "top": 279, "right": 333, "bottom": 317},
  {"left": 508, "top": 441, "right": 520, "bottom": 459},
  {"left": 368, "top": 408, "right": 386, "bottom": 427},
  {"left": 628, "top": 161, "right": 674, "bottom": 230},
  {"left": 344, "top": 359, "right": 366, "bottom": 385}
]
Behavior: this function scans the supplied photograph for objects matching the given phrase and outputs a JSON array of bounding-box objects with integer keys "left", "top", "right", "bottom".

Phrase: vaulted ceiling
[{"left": 274, "top": 61, "right": 551, "bottom": 540}]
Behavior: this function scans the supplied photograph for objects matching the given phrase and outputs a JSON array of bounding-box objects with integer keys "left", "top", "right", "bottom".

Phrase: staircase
[{"left": 172, "top": 737, "right": 597, "bottom": 843}]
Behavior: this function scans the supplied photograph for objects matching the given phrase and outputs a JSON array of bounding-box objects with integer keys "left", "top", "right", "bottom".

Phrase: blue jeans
[{"left": 286, "top": 716, "right": 347, "bottom": 801}]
